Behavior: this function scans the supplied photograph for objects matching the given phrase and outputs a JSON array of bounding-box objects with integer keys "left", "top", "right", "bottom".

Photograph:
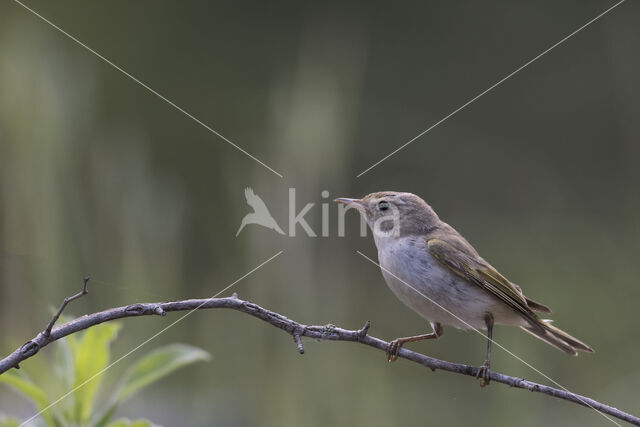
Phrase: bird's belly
[{"left": 377, "top": 239, "right": 524, "bottom": 329}]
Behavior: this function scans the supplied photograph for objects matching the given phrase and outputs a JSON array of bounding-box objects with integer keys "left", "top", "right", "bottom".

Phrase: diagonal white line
[
  {"left": 12, "top": 0, "right": 284, "bottom": 178},
  {"left": 19, "top": 250, "right": 284, "bottom": 427},
  {"left": 356, "top": 0, "right": 626, "bottom": 177},
  {"left": 356, "top": 250, "right": 620, "bottom": 426}
]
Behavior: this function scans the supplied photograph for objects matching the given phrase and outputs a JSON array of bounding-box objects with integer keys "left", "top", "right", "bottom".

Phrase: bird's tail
[
  {"left": 521, "top": 319, "right": 594, "bottom": 356},
  {"left": 272, "top": 223, "right": 285, "bottom": 235},
  {"left": 236, "top": 217, "right": 248, "bottom": 236}
]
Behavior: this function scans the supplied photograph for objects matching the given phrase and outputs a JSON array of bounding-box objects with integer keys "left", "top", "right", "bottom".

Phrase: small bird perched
[{"left": 335, "top": 191, "right": 592, "bottom": 385}]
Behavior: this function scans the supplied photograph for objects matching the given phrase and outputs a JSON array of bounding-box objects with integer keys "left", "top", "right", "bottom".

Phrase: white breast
[{"left": 376, "top": 236, "right": 524, "bottom": 329}]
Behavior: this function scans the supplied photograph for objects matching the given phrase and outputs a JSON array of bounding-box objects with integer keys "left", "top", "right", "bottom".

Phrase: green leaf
[
  {"left": 67, "top": 322, "right": 122, "bottom": 424},
  {"left": 0, "top": 371, "right": 57, "bottom": 427},
  {"left": 0, "top": 415, "right": 21, "bottom": 427},
  {"left": 54, "top": 336, "right": 74, "bottom": 390},
  {"left": 91, "top": 344, "right": 209, "bottom": 427},
  {"left": 91, "top": 403, "right": 118, "bottom": 427},
  {"left": 117, "top": 344, "right": 210, "bottom": 402},
  {"left": 106, "top": 418, "right": 157, "bottom": 427}
]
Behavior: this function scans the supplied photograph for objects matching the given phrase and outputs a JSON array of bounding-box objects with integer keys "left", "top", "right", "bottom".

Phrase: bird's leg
[
  {"left": 477, "top": 313, "right": 494, "bottom": 387},
  {"left": 387, "top": 322, "right": 443, "bottom": 362}
]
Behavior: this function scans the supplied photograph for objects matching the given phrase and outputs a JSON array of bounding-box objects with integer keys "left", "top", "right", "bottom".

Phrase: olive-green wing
[{"left": 427, "top": 238, "right": 542, "bottom": 326}]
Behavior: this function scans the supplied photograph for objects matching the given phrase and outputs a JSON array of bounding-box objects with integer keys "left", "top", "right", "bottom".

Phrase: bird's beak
[{"left": 334, "top": 197, "right": 365, "bottom": 209}]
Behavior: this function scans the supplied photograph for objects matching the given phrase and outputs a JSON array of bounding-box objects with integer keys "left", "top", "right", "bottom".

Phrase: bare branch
[
  {"left": 0, "top": 295, "right": 637, "bottom": 426},
  {"left": 43, "top": 276, "right": 90, "bottom": 337}
]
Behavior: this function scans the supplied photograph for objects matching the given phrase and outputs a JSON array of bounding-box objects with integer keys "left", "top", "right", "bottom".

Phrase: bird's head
[{"left": 334, "top": 191, "right": 440, "bottom": 239}]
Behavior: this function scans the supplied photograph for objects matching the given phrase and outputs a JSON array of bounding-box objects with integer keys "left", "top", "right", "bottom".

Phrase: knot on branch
[
  {"left": 242, "top": 302, "right": 260, "bottom": 314},
  {"left": 125, "top": 304, "right": 145, "bottom": 314},
  {"left": 20, "top": 341, "right": 39, "bottom": 358},
  {"left": 320, "top": 324, "right": 337, "bottom": 340},
  {"left": 125, "top": 304, "right": 166, "bottom": 316}
]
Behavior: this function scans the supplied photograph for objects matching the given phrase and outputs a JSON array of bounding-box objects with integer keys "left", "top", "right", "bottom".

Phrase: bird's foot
[
  {"left": 476, "top": 360, "right": 491, "bottom": 387},
  {"left": 386, "top": 339, "right": 403, "bottom": 362}
]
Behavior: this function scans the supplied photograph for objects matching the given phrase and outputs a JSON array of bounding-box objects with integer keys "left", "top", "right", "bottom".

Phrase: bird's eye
[{"left": 378, "top": 201, "right": 389, "bottom": 211}]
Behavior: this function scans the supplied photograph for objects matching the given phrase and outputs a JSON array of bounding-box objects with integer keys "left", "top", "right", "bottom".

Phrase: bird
[
  {"left": 335, "top": 191, "right": 593, "bottom": 386},
  {"left": 236, "top": 187, "right": 285, "bottom": 236}
]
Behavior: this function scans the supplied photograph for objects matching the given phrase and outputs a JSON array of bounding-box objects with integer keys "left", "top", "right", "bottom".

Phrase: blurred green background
[{"left": 1, "top": 1, "right": 639, "bottom": 425}]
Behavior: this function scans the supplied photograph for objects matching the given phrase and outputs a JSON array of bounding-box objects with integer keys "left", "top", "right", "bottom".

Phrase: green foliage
[
  {"left": 0, "top": 415, "right": 21, "bottom": 427},
  {"left": 105, "top": 419, "right": 157, "bottom": 427},
  {"left": 0, "top": 370, "right": 60, "bottom": 427},
  {"left": 68, "top": 322, "right": 122, "bottom": 423},
  {"left": 117, "top": 344, "right": 211, "bottom": 402},
  {"left": 0, "top": 323, "right": 210, "bottom": 427},
  {"left": 93, "top": 344, "right": 211, "bottom": 427}
]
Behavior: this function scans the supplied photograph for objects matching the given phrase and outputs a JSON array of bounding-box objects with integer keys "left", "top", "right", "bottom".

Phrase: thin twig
[
  {"left": 43, "top": 277, "right": 90, "bottom": 337},
  {"left": 0, "top": 295, "right": 637, "bottom": 426}
]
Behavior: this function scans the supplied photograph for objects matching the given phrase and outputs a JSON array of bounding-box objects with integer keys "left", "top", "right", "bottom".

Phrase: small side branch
[
  {"left": 0, "top": 295, "right": 637, "bottom": 426},
  {"left": 43, "top": 277, "right": 90, "bottom": 337}
]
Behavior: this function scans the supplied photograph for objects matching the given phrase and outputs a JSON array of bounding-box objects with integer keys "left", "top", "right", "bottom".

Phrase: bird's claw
[
  {"left": 386, "top": 339, "right": 402, "bottom": 362},
  {"left": 476, "top": 360, "right": 491, "bottom": 387}
]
